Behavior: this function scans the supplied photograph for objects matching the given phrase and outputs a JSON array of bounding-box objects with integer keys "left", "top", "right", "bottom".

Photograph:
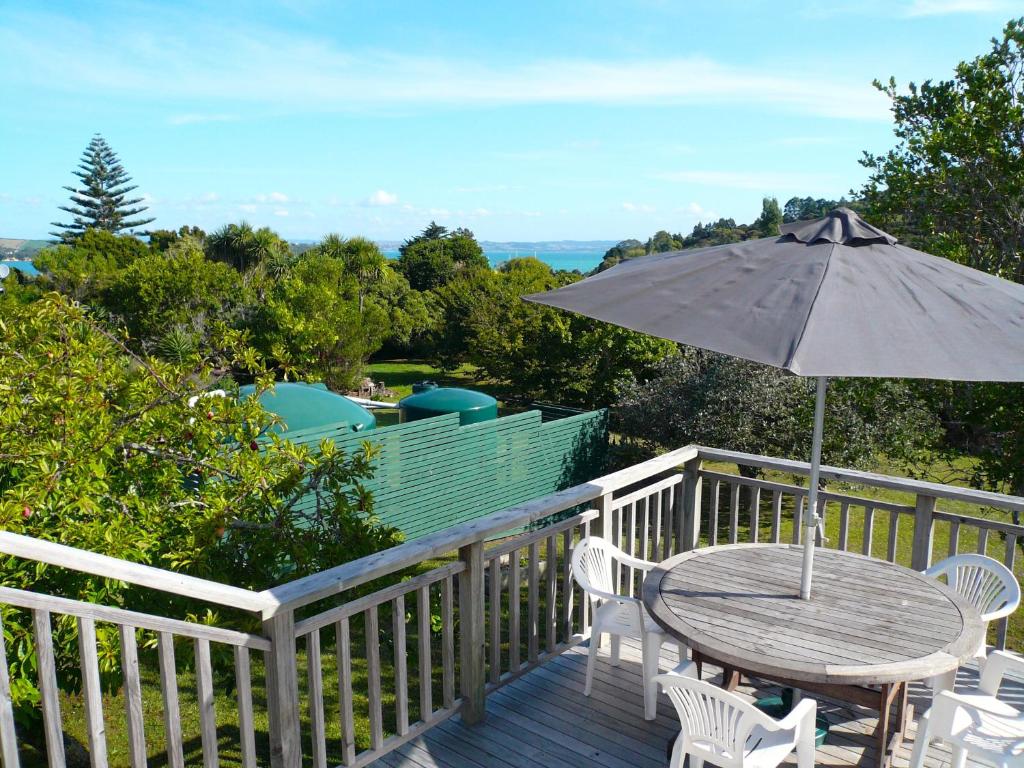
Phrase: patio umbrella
[{"left": 523, "top": 207, "right": 1024, "bottom": 599}]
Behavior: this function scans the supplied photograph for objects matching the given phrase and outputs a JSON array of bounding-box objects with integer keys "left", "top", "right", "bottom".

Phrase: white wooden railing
[{"left": 1, "top": 444, "right": 1022, "bottom": 768}]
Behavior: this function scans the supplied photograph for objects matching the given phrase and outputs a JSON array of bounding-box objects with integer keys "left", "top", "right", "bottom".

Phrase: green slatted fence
[{"left": 288, "top": 409, "right": 608, "bottom": 539}]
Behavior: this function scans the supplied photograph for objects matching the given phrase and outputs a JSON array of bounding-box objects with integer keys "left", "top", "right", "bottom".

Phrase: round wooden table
[{"left": 642, "top": 544, "right": 985, "bottom": 768}]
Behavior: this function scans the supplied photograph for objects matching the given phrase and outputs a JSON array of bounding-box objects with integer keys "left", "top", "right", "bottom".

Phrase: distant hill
[
  {"left": 0, "top": 238, "right": 50, "bottom": 259},
  {"left": 374, "top": 239, "right": 616, "bottom": 253}
]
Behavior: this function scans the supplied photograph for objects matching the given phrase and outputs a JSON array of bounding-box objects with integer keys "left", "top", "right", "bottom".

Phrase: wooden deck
[{"left": 369, "top": 637, "right": 1024, "bottom": 768}]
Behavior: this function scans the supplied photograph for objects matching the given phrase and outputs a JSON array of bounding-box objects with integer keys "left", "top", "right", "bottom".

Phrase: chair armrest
[
  {"left": 581, "top": 583, "right": 643, "bottom": 608},
  {"left": 980, "top": 651, "right": 1024, "bottom": 695},
  {"left": 776, "top": 697, "right": 817, "bottom": 737},
  {"left": 614, "top": 552, "right": 659, "bottom": 573},
  {"left": 981, "top": 603, "right": 1018, "bottom": 623}
]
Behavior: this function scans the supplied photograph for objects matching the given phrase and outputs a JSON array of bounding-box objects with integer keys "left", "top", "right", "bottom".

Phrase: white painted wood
[
  {"left": 0, "top": 613, "right": 20, "bottom": 768},
  {"left": 0, "top": 532, "right": 270, "bottom": 612},
  {"left": 561, "top": 529, "right": 574, "bottom": 641},
  {"left": 863, "top": 505, "right": 876, "bottom": 556},
  {"left": 306, "top": 630, "right": 327, "bottom": 768},
  {"left": 157, "top": 632, "right": 185, "bottom": 768},
  {"left": 194, "top": 638, "right": 219, "bottom": 768},
  {"left": 366, "top": 606, "right": 384, "bottom": 750},
  {"left": 262, "top": 612, "right": 301, "bottom": 768},
  {"left": 729, "top": 482, "right": 740, "bottom": 544},
  {"left": 233, "top": 645, "right": 257, "bottom": 768},
  {"left": 509, "top": 550, "right": 521, "bottom": 672},
  {"left": 528, "top": 542, "right": 539, "bottom": 663},
  {"left": 118, "top": 625, "right": 146, "bottom": 768},
  {"left": 32, "top": 610, "right": 64, "bottom": 768},
  {"left": 887, "top": 511, "right": 900, "bottom": 563},
  {"left": 77, "top": 617, "right": 109, "bottom": 768},
  {"left": 771, "top": 490, "right": 782, "bottom": 544},
  {"left": 750, "top": 486, "right": 761, "bottom": 544},
  {"left": 264, "top": 446, "right": 700, "bottom": 615},
  {"left": 681, "top": 459, "right": 703, "bottom": 552},
  {"left": 838, "top": 502, "right": 850, "bottom": 551},
  {"left": 949, "top": 520, "right": 961, "bottom": 557},
  {"left": 441, "top": 577, "right": 455, "bottom": 710},
  {"left": 911, "top": 495, "right": 937, "bottom": 571},
  {"left": 710, "top": 479, "right": 721, "bottom": 546},
  {"left": 546, "top": 533, "right": 557, "bottom": 654}
]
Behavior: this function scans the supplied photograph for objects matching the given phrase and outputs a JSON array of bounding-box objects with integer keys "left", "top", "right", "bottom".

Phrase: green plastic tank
[
  {"left": 239, "top": 382, "right": 376, "bottom": 433},
  {"left": 399, "top": 383, "right": 497, "bottom": 425}
]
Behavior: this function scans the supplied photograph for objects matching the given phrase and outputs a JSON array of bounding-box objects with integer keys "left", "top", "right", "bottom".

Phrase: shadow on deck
[{"left": 370, "top": 638, "right": 1023, "bottom": 768}]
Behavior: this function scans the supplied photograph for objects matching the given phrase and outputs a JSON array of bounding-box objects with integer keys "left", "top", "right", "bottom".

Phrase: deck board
[{"left": 369, "top": 637, "right": 1022, "bottom": 768}]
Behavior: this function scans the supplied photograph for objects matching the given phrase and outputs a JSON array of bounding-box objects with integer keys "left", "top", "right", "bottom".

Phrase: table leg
[
  {"left": 876, "top": 683, "right": 893, "bottom": 767},
  {"left": 721, "top": 666, "right": 741, "bottom": 691}
]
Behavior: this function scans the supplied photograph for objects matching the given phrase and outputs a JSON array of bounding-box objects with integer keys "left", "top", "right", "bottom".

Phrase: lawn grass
[{"left": 364, "top": 360, "right": 489, "bottom": 401}]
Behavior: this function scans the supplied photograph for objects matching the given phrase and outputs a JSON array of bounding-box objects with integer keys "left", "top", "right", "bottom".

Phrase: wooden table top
[{"left": 642, "top": 544, "right": 985, "bottom": 686}]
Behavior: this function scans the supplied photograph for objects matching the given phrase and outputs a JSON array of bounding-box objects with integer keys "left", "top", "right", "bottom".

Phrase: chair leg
[
  {"left": 796, "top": 732, "right": 815, "bottom": 768},
  {"left": 908, "top": 710, "right": 931, "bottom": 768},
  {"left": 610, "top": 634, "right": 621, "bottom": 667},
  {"left": 929, "top": 668, "right": 957, "bottom": 696},
  {"left": 676, "top": 640, "right": 687, "bottom": 665},
  {"left": 585, "top": 633, "right": 599, "bottom": 696},
  {"left": 951, "top": 745, "right": 968, "bottom": 768},
  {"left": 643, "top": 633, "right": 660, "bottom": 720}
]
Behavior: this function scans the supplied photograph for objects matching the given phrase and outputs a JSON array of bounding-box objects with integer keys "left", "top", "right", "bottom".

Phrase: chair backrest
[
  {"left": 571, "top": 536, "right": 622, "bottom": 600},
  {"left": 656, "top": 674, "right": 773, "bottom": 768},
  {"left": 926, "top": 554, "right": 1022, "bottom": 623}
]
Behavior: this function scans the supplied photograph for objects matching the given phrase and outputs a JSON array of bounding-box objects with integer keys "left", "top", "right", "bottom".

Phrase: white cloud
[
  {"left": 238, "top": 204, "right": 257, "bottom": 213},
  {"left": 681, "top": 202, "right": 718, "bottom": 219},
  {"left": 904, "top": 0, "right": 1011, "bottom": 15},
  {"left": 622, "top": 202, "right": 656, "bottom": 213},
  {"left": 168, "top": 113, "right": 237, "bottom": 125},
  {"left": 365, "top": 189, "right": 398, "bottom": 206},
  {"left": 253, "top": 192, "right": 289, "bottom": 203},
  {"left": 1, "top": 17, "right": 890, "bottom": 121},
  {"left": 273, "top": 209, "right": 289, "bottom": 217},
  {"left": 654, "top": 169, "right": 840, "bottom": 191}
]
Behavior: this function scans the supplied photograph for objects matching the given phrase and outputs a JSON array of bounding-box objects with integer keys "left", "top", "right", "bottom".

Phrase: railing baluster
[
  {"left": 838, "top": 503, "right": 850, "bottom": 551},
  {"left": 441, "top": 576, "right": 455, "bottom": 709},
  {"left": 546, "top": 533, "right": 557, "bottom": 654},
  {"left": 710, "top": 479, "right": 721, "bottom": 546},
  {"left": 887, "top": 511, "right": 900, "bottom": 563},
  {"left": 306, "top": 630, "right": 327, "bottom": 768},
  {"left": 977, "top": 527, "right": 990, "bottom": 555},
  {"left": 562, "top": 528, "right": 574, "bottom": 640},
  {"left": 949, "top": 520, "right": 961, "bottom": 557},
  {"left": 998, "top": 535, "right": 1017, "bottom": 650},
  {"left": 510, "top": 549, "right": 521, "bottom": 671},
  {"left": 750, "top": 487, "right": 761, "bottom": 543},
  {"left": 527, "top": 541, "right": 539, "bottom": 662},
  {"left": 626, "top": 502, "right": 637, "bottom": 588},
  {"left": 337, "top": 616, "right": 356, "bottom": 764},
  {"left": 194, "top": 638, "right": 219, "bottom": 768},
  {"left": 729, "top": 482, "right": 740, "bottom": 544},
  {"left": 33, "top": 610, "right": 65, "bottom": 768},
  {"left": 862, "top": 505, "right": 875, "bottom": 556},
  {"left": 0, "top": 614, "right": 20, "bottom": 768},
  {"left": 771, "top": 490, "right": 782, "bottom": 543},
  {"left": 233, "top": 646, "right": 257, "bottom": 768},
  {"left": 663, "top": 486, "right": 675, "bottom": 559},
  {"left": 581, "top": 518, "right": 591, "bottom": 633},
  {"left": 792, "top": 496, "right": 804, "bottom": 544},
  {"left": 119, "top": 625, "right": 147, "bottom": 768},
  {"left": 650, "top": 492, "right": 661, "bottom": 562},
  {"left": 414, "top": 587, "right": 432, "bottom": 727},
  {"left": 393, "top": 594, "right": 410, "bottom": 736},
  {"left": 157, "top": 631, "right": 185, "bottom": 768},
  {"left": 489, "top": 556, "right": 501, "bottom": 685},
  {"left": 641, "top": 497, "right": 651, "bottom": 562},
  {"left": 78, "top": 618, "right": 109, "bottom": 768},
  {"left": 365, "top": 605, "right": 384, "bottom": 750}
]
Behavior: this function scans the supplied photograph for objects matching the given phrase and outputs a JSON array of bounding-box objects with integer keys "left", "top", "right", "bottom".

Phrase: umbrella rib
[{"left": 783, "top": 242, "right": 838, "bottom": 374}]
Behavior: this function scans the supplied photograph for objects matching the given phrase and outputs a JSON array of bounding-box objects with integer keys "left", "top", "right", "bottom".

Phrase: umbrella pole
[{"left": 800, "top": 376, "right": 828, "bottom": 600}]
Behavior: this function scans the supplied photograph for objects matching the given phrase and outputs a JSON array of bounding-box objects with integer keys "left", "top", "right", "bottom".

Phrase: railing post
[
  {"left": 458, "top": 540, "right": 486, "bottom": 725},
  {"left": 911, "top": 494, "right": 937, "bottom": 572},
  {"left": 263, "top": 611, "right": 302, "bottom": 768},
  {"left": 681, "top": 457, "right": 704, "bottom": 551},
  {"left": 598, "top": 492, "right": 614, "bottom": 543}
]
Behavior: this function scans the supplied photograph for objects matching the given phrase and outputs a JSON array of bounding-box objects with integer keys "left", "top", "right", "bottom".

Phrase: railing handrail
[
  {"left": 696, "top": 446, "right": 1024, "bottom": 512},
  {"left": 260, "top": 445, "right": 700, "bottom": 617},
  {"left": 0, "top": 531, "right": 273, "bottom": 614}
]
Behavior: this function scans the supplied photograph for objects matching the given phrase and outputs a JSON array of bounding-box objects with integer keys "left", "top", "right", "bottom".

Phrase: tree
[
  {"left": 860, "top": 17, "right": 1024, "bottom": 495},
  {"left": 615, "top": 350, "right": 939, "bottom": 471},
  {"left": 50, "top": 134, "right": 154, "bottom": 240},
  {"left": 33, "top": 228, "right": 150, "bottom": 301},
  {"left": 0, "top": 293, "right": 399, "bottom": 730},
  {"left": 149, "top": 225, "right": 207, "bottom": 252},
  {"left": 315, "top": 234, "right": 393, "bottom": 312},
  {"left": 783, "top": 197, "right": 843, "bottom": 223},
  {"left": 751, "top": 197, "right": 783, "bottom": 236},
  {"left": 594, "top": 239, "right": 646, "bottom": 272},
  {"left": 206, "top": 221, "right": 293, "bottom": 276},
  {"left": 397, "top": 222, "right": 489, "bottom": 291}
]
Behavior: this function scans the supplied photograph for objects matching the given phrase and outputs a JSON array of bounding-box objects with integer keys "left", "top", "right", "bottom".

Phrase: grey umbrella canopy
[{"left": 524, "top": 207, "right": 1024, "bottom": 598}]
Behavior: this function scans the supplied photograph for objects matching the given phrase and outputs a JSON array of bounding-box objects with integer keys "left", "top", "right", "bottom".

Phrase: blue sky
[{"left": 0, "top": 0, "right": 1019, "bottom": 242}]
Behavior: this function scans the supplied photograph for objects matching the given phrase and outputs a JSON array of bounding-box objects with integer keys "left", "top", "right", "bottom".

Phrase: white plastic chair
[
  {"left": 910, "top": 651, "right": 1024, "bottom": 768},
  {"left": 656, "top": 673, "right": 818, "bottom": 768},
  {"left": 572, "top": 535, "right": 687, "bottom": 720},
  {"left": 924, "top": 554, "right": 1021, "bottom": 693}
]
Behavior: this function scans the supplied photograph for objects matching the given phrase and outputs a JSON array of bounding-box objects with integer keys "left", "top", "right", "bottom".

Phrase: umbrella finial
[{"left": 779, "top": 207, "right": 898, "bottom": 247}]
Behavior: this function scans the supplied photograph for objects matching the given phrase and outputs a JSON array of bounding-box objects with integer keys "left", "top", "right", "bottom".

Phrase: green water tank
[
  {"left": 399, "top": 384, "right": 497, "bottom": 425},
  {"left": 239, "top": 382, "right": 376, "bottom": 433}
]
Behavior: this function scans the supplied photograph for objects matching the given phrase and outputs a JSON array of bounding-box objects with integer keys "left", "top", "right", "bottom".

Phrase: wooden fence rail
[{"left": 2, "top": 443, "right": 1024, "bottom": 768}]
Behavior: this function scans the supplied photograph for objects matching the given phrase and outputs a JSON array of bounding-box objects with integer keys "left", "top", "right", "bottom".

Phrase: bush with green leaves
[
  {"left": 0, "top": 293, "right": 400, "bottom": 725},
  {"left": 614, "top": 350, "right": 940, "bottom": 472}
]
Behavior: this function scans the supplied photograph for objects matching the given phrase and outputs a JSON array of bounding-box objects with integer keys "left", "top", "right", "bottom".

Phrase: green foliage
[
  {"left": 615, "top": 351, "right": 940, "bottom": 471},
  {"left": 254, "top": 250, "right": 388, "bottom": 390},
  {"left": 783, "top": 196, "right": 845, "bottom": 223},
  {"left": 0, "top": 293, "right": 400, "bottom": 721},
  {"left": 50, "top": 134, "right": 154, "bottom": 240},
  {"left": 102, "top": 236, "right": 244, "bottom": 347},
  {"left": 313, "top": 234, "right": 393, "bottom": 312},
  {"left": 752, "top": 197, "right": 783, "bottom": 236},
  {"left": 33, "top": 229, "right": 150, "bottom": 301},
  {"left": 206, "top": 221, "right": 294, "bottom": 276},
  {"left": 149, "top": 225, "right": 207, "bottom": 252},
  {"left": 860, "top": 17, "right": 1024, "bottom": 495},
  {"left": 397, "top": 222, "right": 489, "bottom": 291}
]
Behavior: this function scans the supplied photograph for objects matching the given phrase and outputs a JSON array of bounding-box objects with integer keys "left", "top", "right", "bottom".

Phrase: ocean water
[
  {"left": 0, "top": 260, "right": 39, "bottom": 276},
  {"left": 382, "top": 250, "right": 604, "bottom": 273}
]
